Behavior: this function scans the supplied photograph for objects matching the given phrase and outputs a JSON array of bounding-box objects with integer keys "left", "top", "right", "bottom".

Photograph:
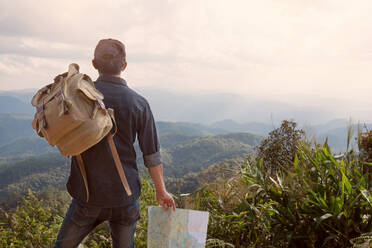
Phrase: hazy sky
[{"left": 1, "top": 0, "right": 372, "bottom": 122}]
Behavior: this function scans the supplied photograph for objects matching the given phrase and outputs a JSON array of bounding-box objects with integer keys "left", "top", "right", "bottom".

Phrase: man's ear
[
  {"left": 121, "top": 62, "right": 127, "bottom": 72},
  {"left": 92, "top": 60, "right": 98, "bottom": 69}
]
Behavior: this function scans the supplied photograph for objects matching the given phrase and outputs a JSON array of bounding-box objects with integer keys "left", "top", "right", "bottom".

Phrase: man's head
[{"left": 92, "top": 39, "right": 127, "bottom": 76}]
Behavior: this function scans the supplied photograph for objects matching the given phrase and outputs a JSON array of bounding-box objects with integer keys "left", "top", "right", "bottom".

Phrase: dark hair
[
  {"left": 93, "top": 39, "right": 126, "bottom": 75},
  {"left": 94, "top": 58, "right": 125, "bottom": 75}
]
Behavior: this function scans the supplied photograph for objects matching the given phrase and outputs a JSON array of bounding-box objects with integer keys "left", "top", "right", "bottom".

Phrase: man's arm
[
  {"left": 148, "top": 164, "right": 176, "bottom": 211},
  {"left": 137, "top": 99, "right": 175, "bottom": 210}
]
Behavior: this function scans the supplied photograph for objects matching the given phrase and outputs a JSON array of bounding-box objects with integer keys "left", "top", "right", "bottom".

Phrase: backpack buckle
[
  {"left": 96, "top": 97, "right": 105, "bottom": 109},
  {"left": 36, "top": 105, "right": 47, "bottom": 129}
]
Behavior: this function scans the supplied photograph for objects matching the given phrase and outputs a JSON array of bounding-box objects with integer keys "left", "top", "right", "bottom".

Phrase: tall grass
[{"left": 189, "top": 142, "right": 371, "bottom": 247}]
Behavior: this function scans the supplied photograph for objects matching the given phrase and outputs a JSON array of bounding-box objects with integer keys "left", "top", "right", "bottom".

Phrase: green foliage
[
  {"left": 135, "top": 177, "right": 159, "bottom": 247},
  {"left": 0, "top": 177, "right": 159, "bottom": 248},
  {"left": 165, "top": 160, "right": 238, "bottom": 194},
  {"left": 80, "top": 223, "right": 112, "bottom": 248},
  {"left": 206, "top": 238, "right": 235, "bottom": 248},
  {"left": 188, "top": 142, "right": 371, "bottom": 247},
  {"left": 0, "top": 189, "right": 62, "bottom": 247},
  {"left": 358, "top": 128, "right": 372, "bottom": 182},
  {"left": 257, "top": 120, "right": 305, "bottom": 173},
  {"left": 358, "top": 128, "right": 372, "bottom": 162},
  {"left": 1, "top": 121, "right": 370, "bottom": 247}
]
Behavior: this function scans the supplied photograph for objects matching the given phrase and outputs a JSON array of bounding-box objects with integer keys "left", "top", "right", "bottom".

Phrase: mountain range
[
  {"left": 0, "top": 88, "right": 368, "bottom": 206},
  {"left": 0, "top": 122, "right": 260, "bottom": 204},
  {"left": 2, "top": 88, "right": 371, "bottom": 126},
  {"left": 0, "top": 112, "right": 363, "bottom": 159}
]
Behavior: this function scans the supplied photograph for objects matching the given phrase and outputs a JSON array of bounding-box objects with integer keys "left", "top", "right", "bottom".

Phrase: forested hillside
[
  {"left": 0, "top": 154, "right": 68, "bottom": 207},
  {"left": 0, "top": 128, "right": 260, "bottom": 207},
  {"left": 160, "top": 133, "right": 259, "bottom": 176},
  {"left": 0, "top": 114, "right": 35, "bottom": 146}
]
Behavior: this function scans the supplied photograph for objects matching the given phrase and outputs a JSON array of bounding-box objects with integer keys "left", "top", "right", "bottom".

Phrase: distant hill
[
  {"left": 0, "top": 113, "right": 34, "bottom": 147},
  {"left": 0, "top": 95, "right": 34, "bottom": 114},
  {"left": 0, "top": 137, "right": 56, "bottom": 157},
  {"left": 0, "top": 112, "right": 367, "bottom": 157},
  {"left": 161, "top": 132, "right": 259, "bottom": 178},
  {"left": 0, "top": 154, "right": 69, "bottom": 203},
  {"left": 4, "top": 87, "right": 369, "bottom": 125},
  {"left": 0, "top": 130, "right": 260, "bottom": 203},
  {"left": 0, "top": 89, "right": 368, "bottom": 155},
  {"left": 158, "top": 133, "right": 198, "bottom": 148},
  {"left": 304, "top": 119, "right": 372, "bottom": 152},
  {"left": 0, "top": 89, "right": 36, "bottom": 103},
  {"left": 216, "top": 133, "right": 262, "bottom": 146},
  {"left": 0, "top": 108, "right": 367, "bottom": 203},
  {"left": 211, "top": 119, "right": 274, "bottom": 136},
  {"left": 0, "top": 113, "right": 261, "bottom": 159},
  {"left": 210, "top": 119, "right": 371, "bottom": 152},
  {"left": 157, "top": 121, "right": 227, "bottom": 136}
]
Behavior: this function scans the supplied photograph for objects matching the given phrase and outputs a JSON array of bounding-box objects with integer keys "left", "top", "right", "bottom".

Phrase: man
[{"left": 34, "top": 39, "right": 176, "bottom": 248}]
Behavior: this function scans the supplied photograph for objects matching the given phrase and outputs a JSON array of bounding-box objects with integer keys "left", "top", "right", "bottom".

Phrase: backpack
[{"left": 31, "top": 63, "right": 131, "bottom": 201}]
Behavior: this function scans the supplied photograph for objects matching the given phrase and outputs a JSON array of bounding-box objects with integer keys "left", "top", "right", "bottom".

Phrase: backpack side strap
[
  {"left": 74, "top": 132, "right": 132, "bottom": 203},
  {"left": 76, "top": 154, "right": 90, "bottom": 202},
  {"left": 107, "top": 133, "right": 132, "bottom": 196}
]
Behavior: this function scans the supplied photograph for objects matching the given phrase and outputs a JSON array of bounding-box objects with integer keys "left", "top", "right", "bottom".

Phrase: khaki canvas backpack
[
  {"left": 32, "top": 63, "right": 113, "bottom": 155},
  {"left": 31, "top": 63, "right": 131, "bottom": 201}
]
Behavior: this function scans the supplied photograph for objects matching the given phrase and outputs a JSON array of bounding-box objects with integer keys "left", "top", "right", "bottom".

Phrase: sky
[{"left": 1, "top": 0, "right": 372, "bottom": 123}]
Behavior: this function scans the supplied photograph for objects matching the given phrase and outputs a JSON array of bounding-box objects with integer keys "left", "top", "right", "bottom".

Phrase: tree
[{"left": 257, "top": 120, "right": 305, "bottom": 172}]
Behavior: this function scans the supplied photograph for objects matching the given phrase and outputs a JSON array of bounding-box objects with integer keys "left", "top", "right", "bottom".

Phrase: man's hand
[
  {"left": 156, "top": 190, "right": 176, "bottom": 211},
  {"left": 148, "top": 164, "right": 176, "bottom": 211}
]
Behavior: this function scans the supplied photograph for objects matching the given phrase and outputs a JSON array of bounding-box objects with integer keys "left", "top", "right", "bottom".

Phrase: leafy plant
[
  {"left": 0, "top": 189, "right": 62, "bottom": 247},
  {"left": 0, "top": 177, "right": 159, "bottom": 248},
  {"left": 188, "top": 141, "right": 371, "bottom": 247}
]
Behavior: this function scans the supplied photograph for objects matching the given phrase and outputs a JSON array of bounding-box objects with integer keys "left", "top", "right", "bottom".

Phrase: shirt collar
[{"left": 96, "top": 75, "right": 127, "bottom": 86}]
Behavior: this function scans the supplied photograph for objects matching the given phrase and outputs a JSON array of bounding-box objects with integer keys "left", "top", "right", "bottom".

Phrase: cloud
[
  {"left": 1, "top": 0, "right": 372, "bottom": 123},
  {"left": 0, "top": 36, "right": 90, "bottom": 60}
]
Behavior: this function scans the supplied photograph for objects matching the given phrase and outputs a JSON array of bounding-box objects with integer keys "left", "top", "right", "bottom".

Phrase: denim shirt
[{"left": 66, "top": 75, "right": 161, "bottom": 207}]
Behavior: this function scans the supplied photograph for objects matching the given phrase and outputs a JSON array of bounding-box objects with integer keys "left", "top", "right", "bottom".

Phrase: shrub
[
  {"left": 0, "top": 189, "right": 62, "bottom": 247},
  {"left": 358, "top": 129, "right": 372, "bottom": 182},
  {"left": 0, "top": 177, "right": 159, "bottom": 248}
]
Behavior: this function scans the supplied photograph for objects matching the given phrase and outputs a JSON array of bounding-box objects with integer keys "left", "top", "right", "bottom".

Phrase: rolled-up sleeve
[
  {"left": 143, "top": 152, "right": 161, "bottom": 168},
  {"left": 137, "top": 101, "right": 161, "bottom": 168}
]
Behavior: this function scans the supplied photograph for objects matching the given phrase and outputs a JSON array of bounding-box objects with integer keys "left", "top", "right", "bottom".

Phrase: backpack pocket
[{"left": 38, "top": 88, "right": 84, "bottom": 146}]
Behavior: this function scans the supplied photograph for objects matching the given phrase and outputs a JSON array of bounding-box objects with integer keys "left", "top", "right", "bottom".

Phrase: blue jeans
[{"left": 54, "top": 199, "right": 140, "bottom": 248}]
